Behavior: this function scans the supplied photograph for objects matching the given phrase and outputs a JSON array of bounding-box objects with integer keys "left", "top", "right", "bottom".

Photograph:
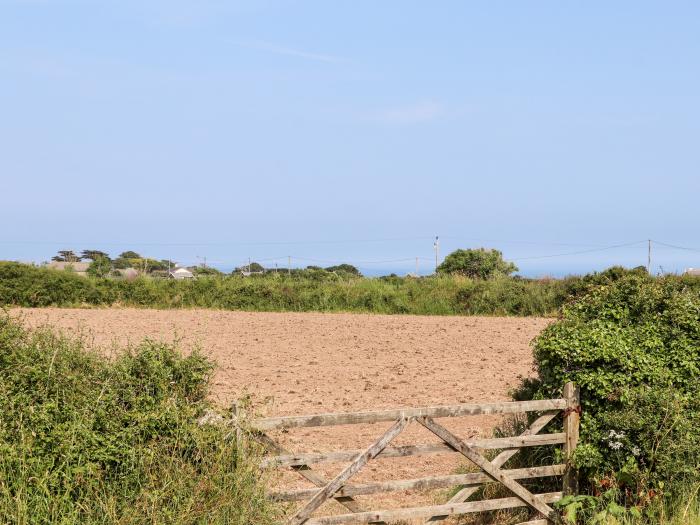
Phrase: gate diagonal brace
[
  {"left": 287, "top": 417, "right": 410, "bottom": 525},
  {"left": 417, "top": 416, "right": 555, "bottom": 519},
  {"left": 252, "top": 432, "right": 386, "bottom": 523},
  {"left": 423, "top": 410, "right": 559, "bottom": 523}
]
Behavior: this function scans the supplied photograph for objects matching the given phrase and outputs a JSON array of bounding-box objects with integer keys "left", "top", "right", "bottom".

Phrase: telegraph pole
[
  {"left": 433, "top": 236, "right": 440, "bottom": 273},
  {"left": 647, "top": 239, "right": 651, "bottom": 274},
  {"left": 415, "top": 257, "right": 419, "bottom": 276},
  {"left": 288, "top": 255, "right": 291, "bottom": 275}
]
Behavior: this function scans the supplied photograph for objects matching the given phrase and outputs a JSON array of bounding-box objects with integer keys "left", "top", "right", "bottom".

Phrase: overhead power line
[
  {"left": 292, "top": 256, "right": 427, "bottom": 265},
  {"left": 439, "top": 236, "right": 611, "bottom": 248},
  {"left": 0, "top": 236, "right": 437, "bottom": 248},
  {"left": 511, "top": 241, "right": 648, "bottom": 261},
  {"left": 0, "top": 236, "right": 673, "bottom": 250},
  {"left": 651, "top": 240, "right": 700, "bottom": 253}
]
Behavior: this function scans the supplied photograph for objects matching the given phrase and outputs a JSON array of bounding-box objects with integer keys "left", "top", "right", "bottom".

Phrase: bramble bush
[
  {"left": 515, "top": 272, "right": 700, "bottom": 516},
  {"left": 0, "top": 313, "right": 278, "bottom": 524}
]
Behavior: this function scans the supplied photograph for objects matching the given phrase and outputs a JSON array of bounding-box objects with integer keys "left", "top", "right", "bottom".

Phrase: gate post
[
  {"left": 562, "top": 382, "right": 580, "bottom": 496},
  {"left": 233, "top": 400, "right": 246, "bottom": 446}
]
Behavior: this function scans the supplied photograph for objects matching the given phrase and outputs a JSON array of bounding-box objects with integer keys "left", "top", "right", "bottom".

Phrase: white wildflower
[{"left": 608, "top": 441, "right": 623, "bottom": 450}]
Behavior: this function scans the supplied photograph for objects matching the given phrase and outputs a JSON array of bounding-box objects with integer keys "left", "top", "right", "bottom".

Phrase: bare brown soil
[{"left": 13, "top": 308, "right": 551, "bottom": 516}]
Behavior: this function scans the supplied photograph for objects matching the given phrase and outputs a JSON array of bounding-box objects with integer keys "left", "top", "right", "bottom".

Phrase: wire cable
[
  {"left": 439, "top": 236, "right": 609, "bottom": 248},
  {"left": 511, "top": 240, "right": 648, "bottom": 261},
  {"left": 0, "top": 236, "right": 437, "bottom": 248},
  {"left": 651, "top": 240, "right": 700, "bottom": 253},
  {"left": 292, "top": 256, "right": 420, "bottom": 265}
]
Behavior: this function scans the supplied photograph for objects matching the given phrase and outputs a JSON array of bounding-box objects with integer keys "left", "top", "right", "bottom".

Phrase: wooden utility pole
[
  {"left": 288, "top": 256, "right": 291, "bottom": 275},
  {"left": 433, "top": 236, "right": 439, "bottom": 273},
  {"left": 563, "top": 382, "right": 580, "bottom": 496},
  {"left": 647, "top": 239, "right": 652, "bottom": 274}
]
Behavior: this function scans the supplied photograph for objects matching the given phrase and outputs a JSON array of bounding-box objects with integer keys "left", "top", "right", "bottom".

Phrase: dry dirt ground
[{"left": 13, "top": 308, "right": 552, "bottom": 518}]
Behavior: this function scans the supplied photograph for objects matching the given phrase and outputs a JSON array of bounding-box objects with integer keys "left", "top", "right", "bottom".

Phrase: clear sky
[{"left": 2, "top": 1, "right": 699, "bottom": 276}]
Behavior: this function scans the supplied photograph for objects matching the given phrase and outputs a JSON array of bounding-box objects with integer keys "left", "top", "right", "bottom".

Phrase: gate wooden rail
[{"left": 246, "top": 382, "right": 580, "bottom": 525}]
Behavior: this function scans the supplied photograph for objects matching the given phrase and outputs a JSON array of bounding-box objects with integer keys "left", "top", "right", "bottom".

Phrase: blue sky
[{"left": 2, "top": 1, "right": 699, "bottom": 276}]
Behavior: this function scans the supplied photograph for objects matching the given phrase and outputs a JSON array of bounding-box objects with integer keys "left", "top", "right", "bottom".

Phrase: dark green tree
[
  {"left": 437, "top": 248, "right": 518, "bottom": 279},
  {"left": 143, "top": 259, "right": 168, "bottom": 272},
  {"left": 113, "top": 258, "right": 130, "bottom": 269},
  {"left": 51, "top": 250, "right": 81, "bottom": 262},
  {"left": 325, "top": 264, "right": 362, "bottom": 276},
  {"left": 192, "top": 266, "right": 223, "bottom": 276},
  {"left": 234, "top": 262, "right": 264, "bottom": 273},
  {"left": 113, "top": 251, "right": 143, "bottom": 270},
  {"left": 118, "top": 251, "right": 141, "bottom": 259},
  {"left": 81, "top": 250, "right": 110, "bottom": 261}
]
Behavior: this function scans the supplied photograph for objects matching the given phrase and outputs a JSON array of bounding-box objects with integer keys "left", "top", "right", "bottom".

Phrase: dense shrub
[
  {"left": 558, "top": 265, "right": 652, "bottom": 301},
  {"left": 0, "top": 313, "right": 278, "bottom": 524},
  {"left": 437, "top": 248, "right": 518, "bottom": 278},
  {"left": 516, "top": 273, "right": 700, "bottom": 509}
]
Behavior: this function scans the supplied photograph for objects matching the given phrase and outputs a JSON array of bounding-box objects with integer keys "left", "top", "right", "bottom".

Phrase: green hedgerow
[
  {"left": 0, "top": 313, "right": 279, "bottom": 524},
  {"left": 516, "top": 273, "right": 700, "bottom": 506},
  {"left": 0, "top": 261, "right": 575, "bottom": 316}
]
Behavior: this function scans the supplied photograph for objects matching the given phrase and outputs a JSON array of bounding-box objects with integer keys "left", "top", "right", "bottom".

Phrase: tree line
[
  {"left": 49, "top": 247, "right": 522, "bottom": 280},
  {"left": 51, "top": 249, "right": 178, "bottom": 278}
]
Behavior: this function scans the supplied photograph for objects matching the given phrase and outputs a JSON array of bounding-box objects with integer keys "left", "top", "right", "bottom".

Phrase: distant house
[
  {"left": 46, "top": 261, "right": 90, "bottom": 277},
  {"left": 169, "top": 267, "right": 194, "bottom": 279},
  {"left": 685, "top": 268, "right": 700, "bottom": 277}
]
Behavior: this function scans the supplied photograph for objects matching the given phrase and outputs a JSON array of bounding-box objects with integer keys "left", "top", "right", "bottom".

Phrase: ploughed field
[{"left": 14, "top": 308, "right": 551, "bottom": 513}]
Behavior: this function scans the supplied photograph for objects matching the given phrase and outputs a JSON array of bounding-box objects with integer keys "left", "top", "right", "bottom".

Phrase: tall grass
[
  {"left": 554, "top": 484, "right": 700, "bottom": 525},
  {"left": 0, "top": 312, "right": 279, "bottom": 524},
  {"left": 640, "top": 488, "right": 700, "bottom": 525}
]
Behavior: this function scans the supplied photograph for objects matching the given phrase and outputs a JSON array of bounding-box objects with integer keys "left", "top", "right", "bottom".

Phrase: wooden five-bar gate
[{"left": 244, "top": 383, "right": 580, "bottom": 525}]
